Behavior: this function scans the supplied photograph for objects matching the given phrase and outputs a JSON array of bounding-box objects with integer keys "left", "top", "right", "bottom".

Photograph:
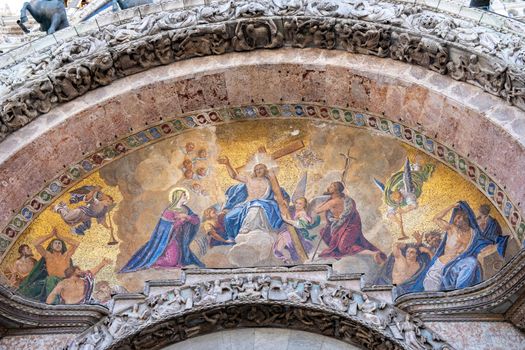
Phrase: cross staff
[{"left": 340, "top": 148, "right": 356, "bottom": 183}]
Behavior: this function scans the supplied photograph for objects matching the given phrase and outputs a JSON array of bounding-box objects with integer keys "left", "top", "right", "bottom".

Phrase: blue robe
[
  {"left": 397, "top": 201, "right": 508, "bottom": 296},
  {"left": 223, "top": 182, "right": 289, "bottom": 239},
  {"left": 119, "top": 205, "right": 204, "bottom": 273}
]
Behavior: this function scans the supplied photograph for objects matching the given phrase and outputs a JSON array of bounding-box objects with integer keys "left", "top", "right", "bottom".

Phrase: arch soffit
[{"left": 0, "top": 50, "right": 524, "bottom": 261}]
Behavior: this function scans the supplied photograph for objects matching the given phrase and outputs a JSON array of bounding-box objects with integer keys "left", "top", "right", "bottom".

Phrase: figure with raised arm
[
  {"left": 18, "top": 228, "right": 79, "bottom": 302},
  {"left": 218, "top": 155, "right": 289, "bottom": 238},
  {"left": 46, "top": 258, "right": 111, "bottom": 304},
  {"left": 399, "top": 201, "right": 508, "bottom": 295},
  {"left": 315, "top": 182, "right": 386, "bottom": 263}
]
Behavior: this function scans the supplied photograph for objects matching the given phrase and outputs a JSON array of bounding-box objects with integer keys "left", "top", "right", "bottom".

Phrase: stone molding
[
  {"left": 1, "top": 0, "right": 525, "bottom": 143},
  {"left": 66, "top": 276, "right": 454, "bottom": 350},
  {"left": 0, "top": 255, "right": 524, "bottom": 337},
  {"left": 395, "top": 249, "right": 525, "bottom": 327},
  {"left": 505, "top": 287, "right": 525, "bottom": 331},
  {"left": 0, "top": 283, "right": 108, "bottom": 336}
]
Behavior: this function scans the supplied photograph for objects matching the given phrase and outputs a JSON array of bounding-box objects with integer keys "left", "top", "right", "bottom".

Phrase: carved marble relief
[
  {"left": 67, "top": 276, "right": 454, "bottom": 350},
  {"left": 1, "top": 0, "right": 525, "bottom": 141}
]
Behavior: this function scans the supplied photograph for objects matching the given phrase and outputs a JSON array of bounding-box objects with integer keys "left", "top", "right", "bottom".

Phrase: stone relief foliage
[
  {"left": 67, "top": 276, "right": 453, "bottom": 350},
  {"left": 0, "top": 0, "right": 524, "bottom": 141}
]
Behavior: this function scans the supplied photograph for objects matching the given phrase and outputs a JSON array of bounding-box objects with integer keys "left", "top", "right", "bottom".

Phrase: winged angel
[{"left": 54, "top": 185, "right": 114, "bottom": 236}]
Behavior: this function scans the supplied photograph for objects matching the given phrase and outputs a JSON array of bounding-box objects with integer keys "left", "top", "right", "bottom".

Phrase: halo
[
  {"left": 169, "top": 187, "right": 190, "bottom": 202},
  {"left": 242, "top": 152, "right": 278, "bottom": 174}
]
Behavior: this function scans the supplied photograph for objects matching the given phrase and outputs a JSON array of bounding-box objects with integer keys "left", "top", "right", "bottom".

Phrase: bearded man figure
[
  {"left": 403, "top": 201, "right": 508, "bottom": 295},
  {"left": 5, "top": 244, "right": 37, "bottom": 286},
  {"left": 315, "top": 182, "right": 386, "bottom": 263},
  {"left": 18, "top": 229, "right": 79, "bottom": 302},
  {"left": 218, "top": 156, "right": 289, "bottom": 239}
]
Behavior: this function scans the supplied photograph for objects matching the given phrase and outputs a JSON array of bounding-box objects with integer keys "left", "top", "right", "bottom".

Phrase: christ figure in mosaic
[{"left": 218, "top": 156, "right": 289, "bottom": 239}]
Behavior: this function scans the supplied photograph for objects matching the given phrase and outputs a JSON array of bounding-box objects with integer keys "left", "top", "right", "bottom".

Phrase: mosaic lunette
[{"left": 0, "top": 119, "right": 518, "bottom": 305}]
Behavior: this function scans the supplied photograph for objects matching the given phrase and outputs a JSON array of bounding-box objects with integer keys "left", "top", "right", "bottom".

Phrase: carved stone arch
[{"left": 68, "top": 277, "right": 453, "bottom": 350}]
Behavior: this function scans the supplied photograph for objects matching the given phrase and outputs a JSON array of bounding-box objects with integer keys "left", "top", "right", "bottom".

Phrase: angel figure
[
  {"left": 54, "top": 185, "right": 114, "bottom": 236},
  {"left": 273, "top": 196, "right": 321, "bottom": 263},
  {"left": 374, "top": 158, "right": 434, "bottom": 240}
]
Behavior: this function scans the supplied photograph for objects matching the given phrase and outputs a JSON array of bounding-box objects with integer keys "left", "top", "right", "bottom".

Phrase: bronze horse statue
[{"left": 18, "top": 0, "right": 69, "bottom": 34}]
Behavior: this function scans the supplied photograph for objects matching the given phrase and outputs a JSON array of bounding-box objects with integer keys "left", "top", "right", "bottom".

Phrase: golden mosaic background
[{"left": 0, "top": 120, "right": 514, "bottom": 294}]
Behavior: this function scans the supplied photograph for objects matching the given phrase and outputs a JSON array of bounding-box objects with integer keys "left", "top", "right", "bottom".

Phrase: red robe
[{"left": 319, "top": 196, "right": 382, "bottom": 259}]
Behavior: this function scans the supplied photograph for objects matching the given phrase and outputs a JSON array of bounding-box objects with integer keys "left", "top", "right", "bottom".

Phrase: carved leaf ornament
[{"left": 0, "top": 0, "right": 524, "bottom": 141}]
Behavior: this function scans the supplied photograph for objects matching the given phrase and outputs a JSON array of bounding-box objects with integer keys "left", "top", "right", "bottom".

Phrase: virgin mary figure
[{"left": 120, "top": 188, "right": 204, "bottom": 273}]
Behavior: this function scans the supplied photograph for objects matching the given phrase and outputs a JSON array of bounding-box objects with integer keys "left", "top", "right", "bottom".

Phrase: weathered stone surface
[
  {"left": 0, "top": 333, "right": 74, "bottom": 350},
  {"left": 426, "top": 321, "right": 525, "bottom": 350},
  {"left": 1, "top": 0, "right": 525, "bottom": 143}
]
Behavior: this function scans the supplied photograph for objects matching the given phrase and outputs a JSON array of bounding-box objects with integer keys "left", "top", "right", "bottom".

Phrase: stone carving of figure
[
  {"left": 257, "top": 275, "right": 272, "bottom": 300},
  {"left": 199, "top": 1, "right": 235, "bottom": 23},
  {"left": 230, "top": 275, "right": 244, "bottom": 300},
  {"left": 154, "top": 9, "right": 198, "bottom": 31},
  {"left": 109, "top": 304, "right": 150, "bottom": 338},
  {"left": 232, "top": 19, "right": 284, "bottom": 53},
  {"left": 83, "top": 323, "right": 113, "bottom": 350},
  {"left": 396, "top": 315, "right": 426, "bottom": 350},
  {"left": 107, "top": 315, "right": 125, "bottom": 339},
  {"left": 148, "top": 293, "right": 168, "bottom": 320},
  {"left": 358, "top": 294, "right": 386, "bottom": 328},
  {"left": 285, "top": 279, "right": 308, "bottom": 303},
  {"left": 268, "top": 277, "right": 288, "bottom": 300},
  {"left": 170, "top": 288, "right": 188, "bottom": 312},
  {"left": 270, "top": 0, "right": 304, "bottom": 15},
  {"left": 318, "top": 284, "right": 349, "bottom": 311},
  {"left": 235, "top": 1, "right": 267, "bottom": 17},
  {"left": 237, "top": 275, "right": 262, "bottom": 300},
  {"left": 196, "top": 280, "right": 222, "bottom": 305}
]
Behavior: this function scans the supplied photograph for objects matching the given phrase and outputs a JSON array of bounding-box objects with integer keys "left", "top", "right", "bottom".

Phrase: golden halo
[{"left": 169, "top": 187, "right": 190, "bottom": 202}]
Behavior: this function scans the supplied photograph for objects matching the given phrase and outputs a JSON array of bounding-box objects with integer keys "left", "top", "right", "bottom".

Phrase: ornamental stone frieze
[
  {"left": 0, "top": 0, "right": 524, "bottom": 142},
  {"left": 396, "top": 249, "right": 525, "bottom": 327},
  {"left": 66, "top": 274, "right": 454, "bottom": 350}
]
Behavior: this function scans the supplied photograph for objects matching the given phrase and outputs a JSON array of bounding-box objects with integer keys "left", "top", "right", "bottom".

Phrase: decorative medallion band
[
  {"left": 1, "top": 0, "right": 525, "bottom": 142},
  {"left": 67, "top": 276, "right": 454, "bottom": 350},
  {"left": 1, "top": 105, "right": 522, "bottom": 267}
]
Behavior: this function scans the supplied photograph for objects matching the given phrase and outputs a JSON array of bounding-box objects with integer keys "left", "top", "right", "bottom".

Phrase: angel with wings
[
  {"left": 54, "top": 185, "right": 114, "bottom": 235},
  {"left": 271, "top": 171, "right": 327, "bottom": 263},
  {"left": 273, "top": 196, "right": 321, "bottom": 263},
  {"left": 374, "top": 158, "right": 434, "bottom": 240}
]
